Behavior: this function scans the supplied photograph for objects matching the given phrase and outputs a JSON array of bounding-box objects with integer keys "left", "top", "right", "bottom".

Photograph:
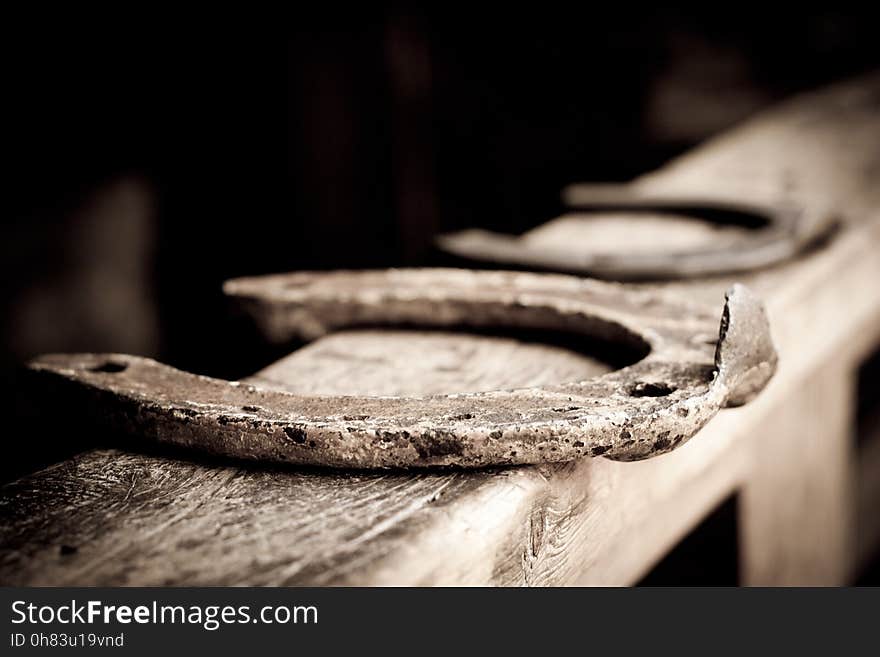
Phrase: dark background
[{"left": 6, "top": 9, "right": 878, "bottom": 385}]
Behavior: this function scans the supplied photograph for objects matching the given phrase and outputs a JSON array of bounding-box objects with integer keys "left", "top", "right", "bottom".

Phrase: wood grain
[
  {"left": 36, "top": 272, "right": 769, "bottom": 468},
  {"left": 2, "top": 74, "right": 879, "bottom": 585},
  {"left": 254, "top": 329, "right": 614, "bottom": 395}
]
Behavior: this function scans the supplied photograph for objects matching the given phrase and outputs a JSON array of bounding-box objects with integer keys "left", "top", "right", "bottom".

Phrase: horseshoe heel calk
[{"left": 27, "top": 270, "right": 776, "bottom": 468}]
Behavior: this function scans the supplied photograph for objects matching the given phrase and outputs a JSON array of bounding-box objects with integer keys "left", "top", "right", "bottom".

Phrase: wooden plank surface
[{"left": 1, "top": 75, "right": 879, "bottom": 585}]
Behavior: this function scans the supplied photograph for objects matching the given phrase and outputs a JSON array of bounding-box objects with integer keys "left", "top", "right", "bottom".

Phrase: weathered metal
[
  {"left": 28, "top": 269, "right": 776, "bottom": 468},
  {"left": 436, "top": 184, "right": 837, "bottom": 280}
]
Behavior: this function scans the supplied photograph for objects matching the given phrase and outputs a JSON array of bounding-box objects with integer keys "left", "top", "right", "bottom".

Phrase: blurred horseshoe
[
  {"left": 28, "top": 269, "right": 776, "bottom": 469},
  {"left": 436, "top": 183, "right": 836, "bottom": 280}
]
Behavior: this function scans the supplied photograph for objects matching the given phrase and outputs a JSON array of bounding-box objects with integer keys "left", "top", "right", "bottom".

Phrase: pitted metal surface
[{"left": 28, "top": 269, "right": 776, "bottom": 468}]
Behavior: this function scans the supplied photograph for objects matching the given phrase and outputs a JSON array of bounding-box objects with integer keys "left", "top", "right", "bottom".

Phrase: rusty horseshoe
[
  {"left": 437, "top": 183, "right": 836, "bottom": 280},
  {"left": 28, "top": 269, "right": 777, "bottom": 468}
]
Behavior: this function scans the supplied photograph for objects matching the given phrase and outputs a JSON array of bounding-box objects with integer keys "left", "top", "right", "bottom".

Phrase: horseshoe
[
  {"left": 27, "top": 269, "right": 776, "bottom": 468},
  {"left": 436, "top": 183, "right": 836, "bottom": 280}
]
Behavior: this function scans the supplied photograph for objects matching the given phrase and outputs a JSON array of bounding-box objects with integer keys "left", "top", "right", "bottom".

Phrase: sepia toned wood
[
  {"left": 739, "top": 365, "right": 856, "bottom": 585},
  {"left": 255, "top": 329, "right": 614, "bottom": 395},
  {"left": 1, "top": 74, "right": 879, "bottom": 585}
]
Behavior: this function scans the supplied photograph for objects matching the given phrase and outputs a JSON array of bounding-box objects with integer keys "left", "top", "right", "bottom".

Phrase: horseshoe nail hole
[
  {"left": 87, "top": 361, "right": 128, "bottom": 374},
  {"left": 629, "top": 381, "right": 675, "bottom": 397}
]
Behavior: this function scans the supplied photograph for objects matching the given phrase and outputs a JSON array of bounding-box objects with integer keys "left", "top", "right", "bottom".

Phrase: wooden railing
[{"left": 1, "top": 75, "right": 878, "bottom": 585}]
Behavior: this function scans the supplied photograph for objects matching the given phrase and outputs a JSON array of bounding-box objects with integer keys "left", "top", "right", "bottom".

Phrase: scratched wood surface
[
  {"left": 1, "top": 75, "right": 879, "bottom": 585},
  {"left": 0, "top": 333, "right": 608, "bottom": 585}
]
